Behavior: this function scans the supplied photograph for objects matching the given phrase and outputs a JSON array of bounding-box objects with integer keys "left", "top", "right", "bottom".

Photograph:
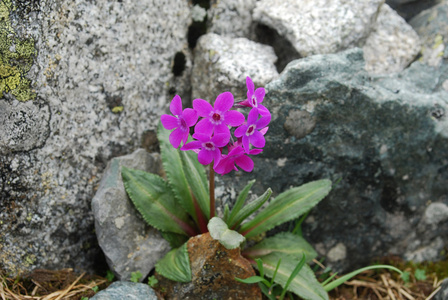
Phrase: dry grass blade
[{"left": 425, "top": 286, "right": 441, "bottom": 300}]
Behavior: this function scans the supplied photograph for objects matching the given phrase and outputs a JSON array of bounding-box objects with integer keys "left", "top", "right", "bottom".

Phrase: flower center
[
  {"left": 251, "top": 95, "right": 258, "bottom": 107},
  {"left": 203, "top": 142, "right": 215, "bottom": 151},
  {"left": 246, "top": 124, "right": 256, "bottom": 136},
  {"left": 209, "top": 111, "right": 224, "bottom": 125},
  {"left": 177, "top": 116, "right": 188, "bottom": 131}
]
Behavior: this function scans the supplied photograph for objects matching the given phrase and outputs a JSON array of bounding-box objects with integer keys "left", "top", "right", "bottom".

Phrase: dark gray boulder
[
  {"left": 218, "top": 48, "right": 448, "bottom": 271},
  {"left": 90, "top": 281, "right": 158, "bottom": 300}
]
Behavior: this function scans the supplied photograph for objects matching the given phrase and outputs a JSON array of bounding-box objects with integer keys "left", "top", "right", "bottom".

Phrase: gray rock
[
  {"left": 191, "top": 33, "right": 278, "bottom": 101},
  {"left": 0, "top": 98, "right": 50, "bottom": 153},
  {"left": 218, "top": 48, "right": 448, "bottom": 271},
  {"left": 387, "top": 0, "right": 443, "bottom": 20},
  {"left": 90, "top": 281, "right": 158, "bottom": 300},
  {"left": 363, "top": 4, "right": 421, "bottom": 74},
  {"left": 434, "top": 278, "right": 448, "bottom": 300},
  {"left": 207, "top": 0, "right": 256, "bottom": 38},
  {"left": 253, "top": 0, "right": 383, "bottom": 56},
  {"left": 92, "top": 149, "right": 169, "bottom": 281},
  {"left": 1, "top": 0, "right": 190, "bottom": 275},
  {"left": 409, "top": 0, "right": 448, "bottom": 67}
]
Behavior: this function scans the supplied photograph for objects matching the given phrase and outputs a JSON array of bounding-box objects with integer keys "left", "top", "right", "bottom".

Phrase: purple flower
[
  {"left": 160, "top": 95, "right": 198, "bottom": 148},
  {"left": 239, "top": 76, "right": 270, "bottom": 116},
  {"left": 181, "top": 133, "right": 229, "bottom": 167},
  {"left": 234, "top": 108, "right": 270, "bottom": 153},
  {"left": 214, "top": 143, "right": 262, "bottom": 175},
  {"left": 193, "top": 92, "right": 245, "bottom": 138}
]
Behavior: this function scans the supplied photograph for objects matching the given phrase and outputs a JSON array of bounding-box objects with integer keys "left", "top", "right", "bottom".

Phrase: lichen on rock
[{"left": 0, "top": 0, "right": 37, "bottom": 101}]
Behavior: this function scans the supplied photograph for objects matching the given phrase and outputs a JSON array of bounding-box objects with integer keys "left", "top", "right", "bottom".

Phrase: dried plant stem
[{"left": 209, "top": 165, "right": 215, "bottom": 219}]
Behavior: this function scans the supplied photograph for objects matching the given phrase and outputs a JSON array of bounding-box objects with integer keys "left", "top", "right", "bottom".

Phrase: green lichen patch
[{"left": 0, "top": 0, "right": 37, "bottom": 102}]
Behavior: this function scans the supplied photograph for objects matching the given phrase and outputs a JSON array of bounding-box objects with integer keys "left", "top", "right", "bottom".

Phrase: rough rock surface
[
  {"left": 218, "top": 48, "right": 448, "bottom": 271},
  {"left": 156, "top": 232, "right": 261, "bottom": 300},
  {"left": 191, "top": 33, "right": 278, "bottom": 101},
  {"left": 387, "top": 0, "right": 443, "bottom": 20},
  {"left": 253, "top": 0, "right": 383, "bottom": 56},
  {"left": 90, "top": 281, "right": 158, "bottom": 300},
  {"left": 363, "top": 4, "right": 421, "bottom": 74},
  {"left": 92, "top": 149, "right": 169, "bottom": 281},
  {"left": 208, "top": 0, "right": 256, "bottom": 38},
  {"left": 253, "top": 0, "right": 420, "bottom": 74},
  {"left": 0, "top": 0, "right": 191, "bottom": 275},
  {"left": 409, "top": 0, "right": 448, "bottom": 67},
  {"left": 434, "top": 278, "right": 448, "bottom": 300}
]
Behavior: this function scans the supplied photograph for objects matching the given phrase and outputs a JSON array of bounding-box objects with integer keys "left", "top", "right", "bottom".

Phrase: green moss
[{"left": 0, "top": 0, "right": 37, "bottom": 102}]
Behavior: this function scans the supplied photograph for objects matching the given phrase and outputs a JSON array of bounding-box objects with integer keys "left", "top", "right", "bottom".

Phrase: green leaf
[
  {"left": 243, "top": 232, "right": 317, "bottom": 263},
  {"left": 230, "top": 188, "right": 272, "bottom": 230},
  {"left": 180, "top": 150, "right": 210, "bottom": 219},
  {"left": 280, "top": 254, "right": 306, "bottom": 299},
  {"left": 156, "top": 243, "right": 192, "bottom": 282},
  {"left": 255, "top": 253, "right": 329, "bottom": 300},
  {"left": 240, "top": 180, "right": 332, "bottom": 238},
  {"left": 227, "top": 180, "right": 256, "bottom": 226},
  {"left": 234, "top": 275, "right": 270, "bottom": 285},
  {"left": 208, "top": 217, "right": 245, "bottom": 250},
  {"left": 415, "top": 269, "right": 426, "bottom": 281},
  {"left": 105, "top": 270, "right": 115, "bottom": 282},
  {"left": 130, "top": 271, "right": 142, "bottom": 283},
  {"left": 158, "top": 123, "right": 198, "bottom": 223},
  {"left": 322, "top": 265, "right": 403, "bottom": 292},
  {"left": 121, "top": 167, "right": 195, "bottom": 236},
  {"left": 223, "top": 204, "right": 230, "bottom": 223},
  {"left": 148, "top": 275, "right": 158, "bottom": 287},
  {"left": 401, "top": 271, "right": 410, "bottom": 283}
]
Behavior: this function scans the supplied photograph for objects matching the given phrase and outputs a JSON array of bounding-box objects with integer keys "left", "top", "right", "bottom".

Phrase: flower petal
[
  {"left": 198, "top": 149, "right": 214, "bottom": 165},
  {"left": 249, "top": 148, "right": 263, "bottom": 155},
  {"left": 181, "top": 140, "right": 202, "bottom": 151},
  {"left": 242, "top": 135, "right": 250, "bottom": 153},
  {"left": 250, "top": 130, "right": 265, "bottom": 148},
  {"left": 161, "top": 114, "right": 178, "bottom": 130},
  {"left": 258, "top": 104, "right": 270, "bottom": 117},
  {"left": 234, "top": 124, "right": 247, "bottom": 138},
  {"left": 256, "top": 113, "right": 271, "bottom": 129},
  {"left": 193, "top": 99, "right": 213, "bottom": 117},
  {"left": 212, "top": 149, "right": 222, "bottom": 168},
  {"left": 224, "top": 110, "right": 245, "bottom": 127},
  {"left": 214, "top": 124, "right": 230, "bottom": 137},
  {"left": 170, "top": 95, "right": 183, "bottom": 116},
  {"left": 254, "top": 87, "right": 265, "bottom": 103},
  {"left": 259, "top": 126, "right": 269, "bottom": 135},
  {"left": 182, "top": 130, "right": 189, "bottom": 145},
  {"left": 246, "top": 76, "right": 254, "bottom": 98},
  {"left": 211, "top": 133, "right": 230, "bottom": 147},
  {"left": 194, "top": 118, "right": 213, "bottom": 137},
  {"left": 214, "top": 92, "right": 234, "bottom": 112},
  {"left": 247, "top": 108, "right": 259, "bottom": 125},
  {"left": 169, "top": 128, "right": 184, "bottom": 148},
  {"left": 183, "top": 108, "right": 198, "bottom": 127},
  {"left": 235, "top": 155, "right": 254, "bottom": 172},
  {"left": 192, "top": 133, "right": 212, "bottom": 143}
]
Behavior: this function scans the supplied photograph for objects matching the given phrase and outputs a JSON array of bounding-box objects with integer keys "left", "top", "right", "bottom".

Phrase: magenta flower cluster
[{"left": 161, "top": 76, "right": 270, "bottom": 175}]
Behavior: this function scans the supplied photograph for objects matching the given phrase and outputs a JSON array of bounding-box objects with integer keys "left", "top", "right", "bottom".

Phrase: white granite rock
[
  {"left": 191, "top": 33, "right": 278, "bottom": 101},
  {"left": 363, "top": 4, "right": 421, "bottom": 74},
  {"left": 208, "top": 0, "right": 256, "bottom": 38},
  {"left": 253, "top": 0, "right": 383, "bottom": 56},
  {"left": 1, "top": 0, "right": 191, "bottom": 275}
]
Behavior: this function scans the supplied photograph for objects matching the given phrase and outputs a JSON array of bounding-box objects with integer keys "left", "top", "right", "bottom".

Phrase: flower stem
[{"left": 209, "top": 165, "right": 215, "bottom": 219}]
